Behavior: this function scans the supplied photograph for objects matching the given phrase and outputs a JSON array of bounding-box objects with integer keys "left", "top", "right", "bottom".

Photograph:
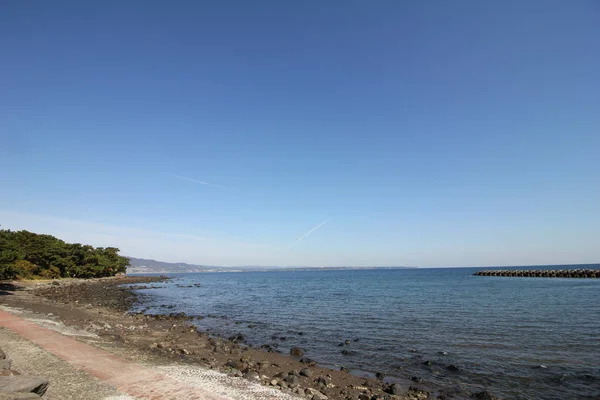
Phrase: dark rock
[
  {"left": 375, "top": 372, "right": 385, "bottom": 381},
  {"left": 290, "top": 347, "right": 304, "bottom": 356},
  {"left": 0, "top": 350, "right": 4, "bottom": 360},
  {"left": 284, "top": 375, "right": 299, "bottom": 386},
  {"left": 228, "top": 333, "right": 245, "bottom": 343},
  {"left": 446, "top": 364, "right": 461, "bottom": 373},
  {"left": 353, "top": 338, "right": 360, "bottom": 342},
  {"left": 411, "top": 376, "right": 426, "bottom": 384},
  {"left": 340, "top": 366, "right": 350, "bottom": 373},
  {"left": 300, "top": 368, "right": 313, "bottom": 377},
  {"left": 338, "top": 343, "right": 345, "bottom": 347},
  {"left": 341, "top": 349, "right": 355, "bottom": 356},
  {"left": 358, "top": 395, "right": 370, "bottom": 400},
  {"left": 225, "top": 359, "right": 247, "bottom": 372},
  {"left": 384, "top": 383, "right": 401, "bottom": 395},
  {"left": 0, "top": 376, "right": 49, "bottom": 396},
  {"left": 423, "top": 360, "right": 432, "bottom": 366},
  {"left": 407, "top": 386, "right": 429, "bottom": 399},
  {"left": 300, "top": 357, "right": 316, "bottom": 366}
]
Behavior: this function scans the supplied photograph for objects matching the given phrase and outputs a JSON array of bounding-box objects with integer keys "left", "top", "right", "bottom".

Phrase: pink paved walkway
[{"left": 0, "top": 310, "right": 229, "bottom": 400}]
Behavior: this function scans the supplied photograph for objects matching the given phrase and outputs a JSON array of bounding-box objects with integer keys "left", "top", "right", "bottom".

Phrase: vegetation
[{"left": 0, "top": 229, "right": 129, "bottom": 280}]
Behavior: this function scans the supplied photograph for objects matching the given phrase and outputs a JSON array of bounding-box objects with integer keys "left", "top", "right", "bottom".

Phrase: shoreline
[{"left": 1, "top": 276, "right": 500, "bottom": 400}]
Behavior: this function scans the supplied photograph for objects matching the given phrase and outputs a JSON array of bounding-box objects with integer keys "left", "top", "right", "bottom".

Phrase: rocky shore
[{"left": 1, "top": 277, "right": 501, "bottom": 400}]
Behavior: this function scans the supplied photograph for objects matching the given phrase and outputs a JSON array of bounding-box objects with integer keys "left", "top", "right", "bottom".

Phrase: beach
[{"left": 0, "top": 276, "right": 496, "bottom": 400}]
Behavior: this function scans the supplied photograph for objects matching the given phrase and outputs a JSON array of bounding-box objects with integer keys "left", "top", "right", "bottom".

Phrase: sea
[{"left": 130, "top": 265, "right": 600, "bottom": 400}]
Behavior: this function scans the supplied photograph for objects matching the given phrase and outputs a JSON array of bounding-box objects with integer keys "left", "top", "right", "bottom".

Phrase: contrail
[
  {"left": 287, "top": 218, "right": 331, "bottom": 249},
  {"left": 175, "top": 175, "right": 223, "bottom": 188}
]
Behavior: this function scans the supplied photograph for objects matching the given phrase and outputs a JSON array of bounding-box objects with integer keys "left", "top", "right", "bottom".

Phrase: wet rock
[
  {"left": 340, "top": 366, "right": 350, "bottom": 373},
  {"left": 290, "top": 346, "right": 304, "bottom": 356},
  {"left": 410, "top": 376, "right": 426, "bottom": 384},
  {"left": 407, "top": 386, "right": 429, "bottom": 400},
  {"left": 341, "top": 349, "right": 355, "bottom": 356},
  {"left": 423, "top": 360, "right": 432, "bottom": 367},
  {"left": 300, "top": 367, "right": 313, "bottom": 377},
  {"left": 375, "top": 372, "right": 385, "bottom": 381},
  {"left": 384, "top": 383, "right": 401, "bottom": 395},
  {"left": 446, "top": 364, "right": 461, "bottom": 372},
  {"left": 471, "top": 391, "right": 499, "bottom": 400},
  {"left": 228, "top": 333, "right": 245, "bottom": 343},
  {"left": 300, "top": 357, "right": 317, "bottom": 366}
]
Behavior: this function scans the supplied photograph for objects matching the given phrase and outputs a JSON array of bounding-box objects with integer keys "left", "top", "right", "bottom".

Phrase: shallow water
[{"left": 132, "top": 266, "right": 600, "bottom": 400}]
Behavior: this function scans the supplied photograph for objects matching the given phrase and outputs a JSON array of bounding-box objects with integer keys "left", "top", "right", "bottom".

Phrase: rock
[
  {"left": 225, "top": 359, "right": 247, "bottom": 371},
  {"left": 300, "top": 368, "right": 313, "bottom": 377},
  {"left": 446, "top": 364, "right": 461, "bottom": 372},
  {"left": 384, "top": 383, "right": 401, "bottom": 395},
  {"left": 341, "top": 349, "right": 354, "bottom": 356},
  {"left": 345, "top": 339, "right": 351, "bottom": 345},
  {"left": 0, "top": 393, "right": 41, "bottom": 399},
  {"left": 358, "top": 395, "right": 370, "bottom": 400},
  {"left": 423, "top": 360, "right": 432, "bottom": 366},
  {"left": 410, "top": 376, "right": 426, "bottom": 384},
  {"left": 306, "top": 388, "right": 328, "bottom": 400},
  {"left": 0, "top": 349, "right": 5, "bottom": 360},
  {"left": 270, "top": 379, "right": 278, "bottom": 386},
  {"left": 0, "top": 361, "right": 10, "bottom": 371},
  {"left": 340, "top": 366, "right": 350, "bottom": 373},
  {"left": 375, "top": 372, "right": 385, "bottom": 381},
  {"left": 315, "top": 376, "right": 331, "bottom": 388},
  {"left": 283, "top": 375, "right": 299, "bottom": 386},
  {"left": 288, "top": 370, "right": 300, "bottom": 377},
  {"left": 370, "top": 395, "right": 386, "bottom": 400},
  {"left": 407, "top": 386, "right": 429, "bottom": 400},
  {"left": 0, "top": 376, "right": 49, "bottom": 396},
  {"left": 277, "top": 380, "right": 288, "bottom": 389},
  {"left": 300, "top": 357, "right": 316, "bottom": 366},
  {"left": 243, "top": 372, "right": 260, "bottom": 381},
  {"left": 290, "top": 346, "right": 304, "bottom": 356},
  {"left": 228, "top": 333, "right": 245, "bottom": 343}
]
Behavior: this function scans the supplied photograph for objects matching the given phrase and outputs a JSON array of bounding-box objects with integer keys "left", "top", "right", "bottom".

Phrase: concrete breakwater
[{"left": 474, "top": 269, "right": 600, "bottom": 278}]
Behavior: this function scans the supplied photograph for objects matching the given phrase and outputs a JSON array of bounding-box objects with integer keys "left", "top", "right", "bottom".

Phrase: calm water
[{"left": 131, "top": 266, "right": 600, "bottom": 400}]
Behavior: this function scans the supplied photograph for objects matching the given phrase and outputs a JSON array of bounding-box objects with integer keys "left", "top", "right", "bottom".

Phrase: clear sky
[{"left": 1, "top": 1, "right": 599, "bottom": 267}]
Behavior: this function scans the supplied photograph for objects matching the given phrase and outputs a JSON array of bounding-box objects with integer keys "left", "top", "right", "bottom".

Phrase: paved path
[{"left": 0, "top": 309, "right": 227, "bottom": 400}]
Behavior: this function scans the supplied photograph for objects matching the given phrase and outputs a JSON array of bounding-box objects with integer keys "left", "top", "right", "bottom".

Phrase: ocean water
[{"left": 131, "top": 266, "right": 600, "bottom": 400}]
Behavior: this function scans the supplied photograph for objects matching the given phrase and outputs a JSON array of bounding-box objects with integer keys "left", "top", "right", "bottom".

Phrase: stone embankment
[
  {"left": 0, "top": 346, "right": 49, "bottom": 399},
  {"left": 474, "top": 269, "right": 600, "bottom": 278}
]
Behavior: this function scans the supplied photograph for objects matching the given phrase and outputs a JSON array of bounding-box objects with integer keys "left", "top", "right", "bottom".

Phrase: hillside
[{"left": 126, "top": 257, "right": 219, "bottom": 273}]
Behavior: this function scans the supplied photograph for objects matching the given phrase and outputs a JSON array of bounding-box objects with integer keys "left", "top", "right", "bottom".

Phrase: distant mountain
[
  {"left": 126, "top": 257, "right": 415, "bottom": 274},
  {"left": 126, "top": 257, "right": 221, "bottom": 273}
]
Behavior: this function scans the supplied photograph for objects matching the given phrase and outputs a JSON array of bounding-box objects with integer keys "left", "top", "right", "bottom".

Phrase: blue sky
[{"left": 1, "top": 1, "right": 599, "bottom": 267}]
